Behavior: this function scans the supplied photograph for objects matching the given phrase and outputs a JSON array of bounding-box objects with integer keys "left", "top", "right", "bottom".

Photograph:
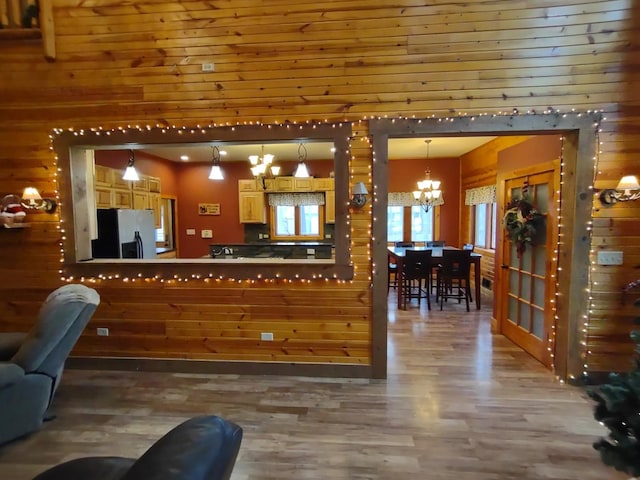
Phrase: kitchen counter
[{"left": 209, "top": 242, "right": 333, "bottom": 260}]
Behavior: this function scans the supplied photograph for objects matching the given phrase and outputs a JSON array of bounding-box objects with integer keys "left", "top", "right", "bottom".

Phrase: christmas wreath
[{"left": 502, "top": 195, "right": 545, "bottom": 257}]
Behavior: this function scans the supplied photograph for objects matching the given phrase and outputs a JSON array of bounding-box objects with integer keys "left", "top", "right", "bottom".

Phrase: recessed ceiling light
[{"left": 180, "top": 155, "right": 189, "bottom": 161}]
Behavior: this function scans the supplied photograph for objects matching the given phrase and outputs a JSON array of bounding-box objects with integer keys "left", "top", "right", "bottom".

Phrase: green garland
[{"left": 502, "top": 196, "right": 545, "bottom": 257}]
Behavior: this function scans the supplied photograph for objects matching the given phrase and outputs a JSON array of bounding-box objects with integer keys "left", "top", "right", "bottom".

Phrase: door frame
[{"left": 369, "top": 113, "right": 601, "bottom": 382}]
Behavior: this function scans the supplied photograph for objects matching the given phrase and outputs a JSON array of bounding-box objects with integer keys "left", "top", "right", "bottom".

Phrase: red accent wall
[
  {"left": 498, "top": 135, "right": 562, "bottom": 172},
  {"left": 388, "top": 157, "right": 461, "bottom": 245}
]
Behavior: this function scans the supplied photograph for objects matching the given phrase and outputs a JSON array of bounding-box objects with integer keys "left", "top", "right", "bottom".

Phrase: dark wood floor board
[{"left": 0, "top": 290, "right": 624, "bottom": 480}]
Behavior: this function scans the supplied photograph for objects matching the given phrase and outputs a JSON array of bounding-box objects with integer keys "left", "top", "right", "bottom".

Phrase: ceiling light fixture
[
  {"left": 249, "top": 145, "right": 279, "bottom": 189},
  {"left": 208, "top": 145, "right": 224, "bottom": 180},
  {"left": 122, "top": 149, "right": 140, "bottom": 181},
  {"left": 413, "top": 139, "right": 442, "bottom": 213},
  {"left": 294, "top": 143, "right": 310, "bottom": 178}
]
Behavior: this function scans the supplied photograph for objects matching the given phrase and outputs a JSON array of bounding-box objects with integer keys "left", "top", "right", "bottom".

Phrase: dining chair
[
  {"left": 436, "top": 249, "right": 472, "bottom": 311},
  {"left": 400, "top": 249, "right": 433, "bottom": 310},
  {"left": 388, "top": 242, "right": 414, "bottom": 291},
  {"left": 389, "top": 242, "right": 415, "bottom": 292}
]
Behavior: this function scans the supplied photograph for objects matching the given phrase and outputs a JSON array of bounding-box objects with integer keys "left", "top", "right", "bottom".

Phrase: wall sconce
[
  {"left": 21, "top": 187, "right": 57, "bottom": 213},
  {"left": 350, "top": 182, "right": 369, "bottom": 208},
  {"left": 599, "top": 175, "right": 640, "bottom": 205},
  {"left": 122, "top": 149, "right": 140, "bottom": 181}
]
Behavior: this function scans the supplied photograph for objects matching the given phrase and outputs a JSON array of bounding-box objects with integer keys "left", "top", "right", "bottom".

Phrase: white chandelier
[
  {"left": 249, "top": 145, "right": 280, "bottom": 178},
  {"left": 413, "top": 139, "right": 442, "bottom": 212}
]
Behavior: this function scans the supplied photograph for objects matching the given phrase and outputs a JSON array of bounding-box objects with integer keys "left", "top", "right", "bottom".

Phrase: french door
[{"left": 498, "top": 162, "right": 559, "bottom": 368}]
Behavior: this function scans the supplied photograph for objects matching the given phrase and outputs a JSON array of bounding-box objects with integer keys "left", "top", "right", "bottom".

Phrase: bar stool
[{"left": 436, "top": 249, "right": 472, "bottom": 311}]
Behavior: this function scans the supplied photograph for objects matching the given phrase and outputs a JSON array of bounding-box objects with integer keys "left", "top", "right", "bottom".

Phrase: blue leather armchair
[
  {"left": 32, "top": 415, "right": 243, "bottom": 480},
  {"left": 0, "top": 284, "right": 100, "bottom": 445}
]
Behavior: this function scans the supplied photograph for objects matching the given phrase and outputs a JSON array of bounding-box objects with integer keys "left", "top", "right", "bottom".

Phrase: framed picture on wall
[{"left": 198, "top": 203, "right": 221, "bottom": 215}]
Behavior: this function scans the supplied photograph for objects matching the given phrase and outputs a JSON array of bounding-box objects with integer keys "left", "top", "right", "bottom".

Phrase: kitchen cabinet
[
  {"left": 294, "top": 177, "right": 313, "bottom": 191},
  {"left": 95, "top": 186, "right": 113, "bottom": 208},
  {"left": 238, "top": 179, "right": 258, "bottom": 191},
  {"left": 325, "top": 190, "right": 335, "bottom": 224},
  {"left": 313, "top": 177, "right": 334, "bottom": 191},
  {"left": 132, "top": 190, "right": 149, "bottom": 210},
  {"left": 239, "top": 191, "right": 266, "bottom": 223},
  {"left": 149, "top": 193, "right": 161, "bottom": 227},
  {"left": 113, "top": 189, "right": 133, "bottom": 209},
  {"left": 94, "top": 165, "right": 112, "bottom": 186},
  {"left": 94, "top": 166, "right": 160, "bottom": 219},
  {"left": 274, "top": 177, "right": 294, "bottom": 191}
]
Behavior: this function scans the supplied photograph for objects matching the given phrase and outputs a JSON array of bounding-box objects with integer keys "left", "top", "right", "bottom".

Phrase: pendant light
[
  {"left": 122, "top": 149, "right": 140, "bottom": 181},
  {"left": 294, "top": 143, "right": 310, "bottom": 178},
  {"left": 208, "top": 145, "right": 224, "bottom": 180}
]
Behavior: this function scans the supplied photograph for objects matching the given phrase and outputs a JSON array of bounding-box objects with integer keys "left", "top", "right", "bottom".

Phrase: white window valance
[
  {"left": 388, "top": 192, "right": 445, "bottom": 207},
  {"left": 465, "top": 185, "right": 496, "bottom": 205},
  {"left": 268, "top": 192, "right": 325, "bottom": 207}
]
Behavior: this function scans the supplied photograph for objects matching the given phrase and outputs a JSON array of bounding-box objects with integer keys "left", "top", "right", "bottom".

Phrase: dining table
[{"left": 388, "top": 246, "right": 482, "bottom": 310}]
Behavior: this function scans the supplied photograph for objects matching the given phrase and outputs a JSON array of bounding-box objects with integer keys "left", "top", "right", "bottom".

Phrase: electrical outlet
[
  {"left": 186, "top": 228, "right": 196, "bottom": 236},
  {"left": 201, "top": 63, "right": 215, "bottom": 72},
  {"left": 260, "top": 332, "right": 274, "bottom": 341},
  {"left": 96, "top": 327, "right": 109, "bottom": 336},
  {"left": 597, "top": 250, "right": 623, "bottom": 266},
  {"left": 201, "top": 229, "right": 213, "bottom": 238}
]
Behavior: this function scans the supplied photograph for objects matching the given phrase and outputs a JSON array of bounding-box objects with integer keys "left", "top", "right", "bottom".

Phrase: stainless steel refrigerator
[{"left": 91, "top": 209, "right": 157, "bottom": 259}]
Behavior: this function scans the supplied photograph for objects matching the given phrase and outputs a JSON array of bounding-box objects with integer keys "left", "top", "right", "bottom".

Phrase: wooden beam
[{"left": 39, "top": 0, "right": 55, "bottom": 61}]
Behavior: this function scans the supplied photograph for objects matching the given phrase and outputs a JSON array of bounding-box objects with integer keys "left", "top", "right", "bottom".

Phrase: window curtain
[
  {"left": 464, "top": 185, "right": 496, "bottom": 205},
  {"left": 388, "top": 192, "right": 444, "bottom": 207},
  {"left": 268, "top": 192, "right": 325, "bottom": 206}
]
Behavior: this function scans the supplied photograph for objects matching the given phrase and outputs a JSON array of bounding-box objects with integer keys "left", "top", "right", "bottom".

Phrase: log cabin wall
[{"left": 0, "top": 1, "right": 638, "bottom": 380}]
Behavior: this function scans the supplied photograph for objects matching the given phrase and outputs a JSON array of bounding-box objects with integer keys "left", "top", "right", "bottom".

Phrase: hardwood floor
[{"left": 0, "top": 290, "right": 624, "bottom": 480}]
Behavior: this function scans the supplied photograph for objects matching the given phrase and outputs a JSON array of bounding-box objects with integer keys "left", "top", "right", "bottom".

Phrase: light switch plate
[
  {"left": 201, "top": 229, "right": 213, "bottom": 238},
  {"left": 186, "top": 228, "right": 196, "bottom": 236},
  {"left": 597, "top": 250, "right": 623, "bottom": 266}
]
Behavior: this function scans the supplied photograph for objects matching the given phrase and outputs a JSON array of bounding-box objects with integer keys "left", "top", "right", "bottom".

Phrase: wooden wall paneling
[{"left": 0, "top": 1, "right": 638, "bottom": 379}]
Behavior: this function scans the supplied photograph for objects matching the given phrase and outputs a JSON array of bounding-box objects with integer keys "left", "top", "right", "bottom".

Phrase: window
[
  {"left": 272, "top": 205, "right": 322, "bottom": 240},
  {"left": 387, "top": 206, "right": 434, "bottom": 243},
  {"left": 387, "top": 206, "right": 404, "bottom": 243},
  {"left": 410, "top": 206, "right": 434, "bottom": 243},
  {"left": 473, "top": 202, "right": 497, "bottom": 249}
]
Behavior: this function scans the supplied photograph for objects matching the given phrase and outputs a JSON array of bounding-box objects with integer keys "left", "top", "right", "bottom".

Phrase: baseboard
[{"left": 66, "top": 356, "right": 372, "bottom": 379}]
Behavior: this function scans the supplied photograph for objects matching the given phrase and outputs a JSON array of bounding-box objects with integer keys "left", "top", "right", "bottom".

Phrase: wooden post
[{"left": 39, "top": 0, "right": 55, "bottom": 61}]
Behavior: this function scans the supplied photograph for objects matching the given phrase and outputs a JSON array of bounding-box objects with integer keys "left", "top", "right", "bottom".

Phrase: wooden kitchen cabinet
[
  {"left": 313, "top": 177, "right": 334, "bottom": 191},
  {"left": 132, "top": 191, "right": 149, "bottom": 210},
  {"left": 94, "top": 165, "right": 113, "bottom": 186},
  {"left": 239, "top": 191, "right": 266, "bottom": 223},
  {"left": 113, "top": 189, "right": 133, "bottom": 209},
  {"left": 325, "top": 190, "right": 335, "bottom": 224},
  {"left": 238, "top": 179, "right": 258, "bottom": 191},
  {"left": 293, "top": 177, "right": 313, "bottom": 191},
  {"left": 95, "top": 186, "right": 113, "bottom": 208},
  {"left": 149, "top": 193, "right": 161, "bottom": 227}
]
